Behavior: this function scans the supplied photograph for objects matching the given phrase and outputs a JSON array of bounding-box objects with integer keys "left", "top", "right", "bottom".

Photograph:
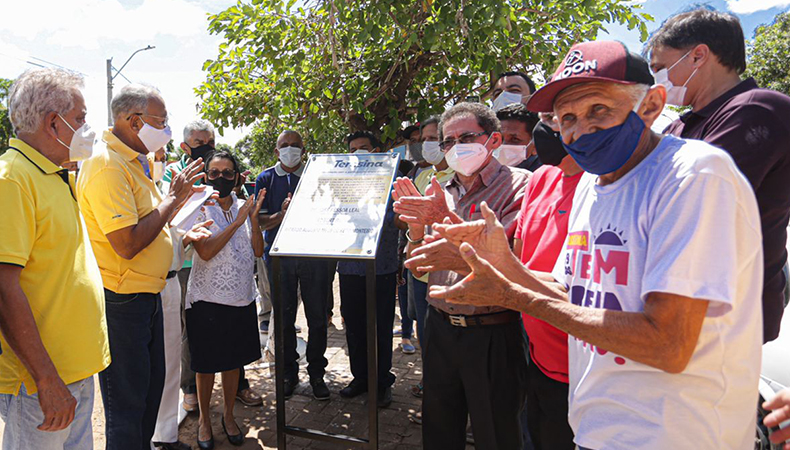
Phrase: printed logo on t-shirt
[{"left": 565, "top": 226, "right": 630, "bottom": 365}]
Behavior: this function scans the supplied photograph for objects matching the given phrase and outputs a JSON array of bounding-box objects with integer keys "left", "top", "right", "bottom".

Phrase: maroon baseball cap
[{"left": 527, "top": 41, "right": 654, "bottom": 112}]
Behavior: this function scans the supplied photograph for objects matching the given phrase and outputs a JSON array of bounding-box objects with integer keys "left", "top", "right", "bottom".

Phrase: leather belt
[
  {"left": 431, "top": 306, "right": 521, "bottom": 328},
  {"left": 166, "top": 270, "right": 178, "bottom": 279}
]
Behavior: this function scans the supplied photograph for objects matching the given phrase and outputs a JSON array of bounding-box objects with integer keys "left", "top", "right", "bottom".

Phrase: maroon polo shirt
[{"left": 665, "top": 77, "right": 790, "bottom": 343}]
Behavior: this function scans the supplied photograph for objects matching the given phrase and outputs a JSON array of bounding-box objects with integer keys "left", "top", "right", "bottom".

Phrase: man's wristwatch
[{"left": 405, "top": 229, "right": 424, "bottom": 244}]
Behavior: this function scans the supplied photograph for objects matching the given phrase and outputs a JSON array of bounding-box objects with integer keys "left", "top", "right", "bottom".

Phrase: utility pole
[
  {"left": 106, "top": 58, "right": 113, "bottom": 127},
  {"left": 106, "top": 45, "right": 155, "bottom": 126}
]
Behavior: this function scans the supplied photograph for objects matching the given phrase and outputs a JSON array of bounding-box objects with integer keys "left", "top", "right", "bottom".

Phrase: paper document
[{"left": 171, "top": 187, "right": 215, "bottom": 233}]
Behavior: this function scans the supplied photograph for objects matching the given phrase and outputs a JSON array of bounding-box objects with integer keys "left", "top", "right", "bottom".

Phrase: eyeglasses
[
  {"left": 128, "top": 112, "right": 169, "bottom": 127},
  {"left": 206, "top": 169, "right": 236, "bottom": 180},
  {"left": 439, "top": 131, "right": 489, "bottom": 151}
]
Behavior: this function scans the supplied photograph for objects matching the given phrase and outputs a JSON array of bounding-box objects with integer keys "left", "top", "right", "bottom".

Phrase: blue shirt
[{"left": 254, "top": 166, "right": 300, "bottom": 258}]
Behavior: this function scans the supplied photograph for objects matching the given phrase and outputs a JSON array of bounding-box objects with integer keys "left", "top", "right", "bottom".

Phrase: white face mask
[
  {"left": 56, "top": 114, "right": 96, "bottom": 161},
  {"left": 445, "top": 135, "right": 492, "bottom": 176},
  {"left": 493, "top": 144, "right": 527, "bottom": 166},
  {"left": 653, "top": 50, "right": 698, "bottom": 106},
  {"left": 137, "top": 119, "right": 173, "bottom": 153},
  {"left": 278, "top": 145, "right": 302, "bottom": 167},
  {"left": 492, "top": 91, "right": 523, "bottom": 112},
  {"left": 353, "top": 149, "right": 370, "bottom": 154},
  {"left": 422, "top": 141, "right": 444, "bottom": 165},
  {"left": 152, "top": 161, "right": 165, "bottom": 183}
]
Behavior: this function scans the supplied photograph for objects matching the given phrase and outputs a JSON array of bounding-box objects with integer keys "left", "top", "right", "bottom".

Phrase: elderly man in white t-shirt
[{"left": 426, "top": 40, "right": 762, "bottom": 450}]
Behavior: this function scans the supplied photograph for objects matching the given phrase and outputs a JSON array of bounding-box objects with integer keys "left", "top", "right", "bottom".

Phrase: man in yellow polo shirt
[
  {"left": 77, "top": 83, "right": 204, "bottom": 450},
  {"left": 0, "top": 68, "right": 110, "bottom": 449}
]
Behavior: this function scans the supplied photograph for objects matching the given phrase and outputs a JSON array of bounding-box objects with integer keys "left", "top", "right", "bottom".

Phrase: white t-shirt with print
[{"left": 552, "top": 135, "right": 762, "bottom": 450}]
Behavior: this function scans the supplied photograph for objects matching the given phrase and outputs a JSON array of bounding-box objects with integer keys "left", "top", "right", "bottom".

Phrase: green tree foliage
[
  {"left": 1, "top": 78, "right": 14, "bottom": 154},
  {"left": 745, "top": 11, "right": 790, "bottom": 97},
  {"left": 197, "top": 0, "right": 651, "bottom": 145}
]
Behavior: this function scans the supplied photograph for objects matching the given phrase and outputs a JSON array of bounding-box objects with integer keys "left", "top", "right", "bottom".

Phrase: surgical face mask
[
  {"left": 56, "top": 114, "right": 96, "bottom": 161},
  {"left": 278, "top": 146, "right": 302, "bottom": 167},
  {"left": 353, "top": 149, "right": 370, "bottom": 154},
  {"left": 138, "top": 119, "right": 172, "bottom": 153},
  {"left": 422, "top": 141, "right": 444, "bottom": 165},
  {"left": 445, "top": 135, "right": 492, "bottom": 176},
  {"left": 152, "top": 161, "right": 165, "bottom": 183},
  {"left": 493, "top": 144, "right": 527, "bottom": 167},
  {"left": 408, "top": 142, "right": 424, "bottom": 161},
  {"left": 189, "top": 143, "right": 214, "bottom": 162},
  {"left": 532, "top": 121, "right": 566, "bottom": 166},
  {"left": 390, "top": 145, "right": 407, "bottom": 160},
  {"left": 492, "top": 91, "right": 523, "bottom": 112},
  {"left": 653, "top": 50, "right": 698, "bottom": 106}
]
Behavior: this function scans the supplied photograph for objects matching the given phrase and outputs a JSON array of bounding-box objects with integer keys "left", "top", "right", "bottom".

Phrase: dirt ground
[{"left": 0, "top": 280, "right": 475, "bottom": 449}]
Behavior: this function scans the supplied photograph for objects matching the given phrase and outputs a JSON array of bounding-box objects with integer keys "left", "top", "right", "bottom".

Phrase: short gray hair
[
  {"left": 438, "top": 102, "right": 501, "bottom": 141},
  {"left": 9, "top": 68, "right": 84, "bottom": 134},
  {"left": 183, "top": 119, "right": 215, "bottom": 143},
  {"left": 111, "top": 84, "right": 163, "bottom": 122},
  {"left": 620, "top": 83, "right": 650, "bottom": 108}
]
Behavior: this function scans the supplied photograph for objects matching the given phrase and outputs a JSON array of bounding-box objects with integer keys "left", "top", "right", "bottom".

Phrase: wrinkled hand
[
  {"left": 36, "top": 377, "right": 77, "bottom": 432},
  {"left": 764, "top": 388, "right": 790, "bottom": 448},
  {"left": 405, "top": 236, "right": 467, "bottom": 275},
  {"left": 394, "top": 177, "right": 460, "bottom": 227},
  {"left": 236, "top": 196, "right": 256, "bottom": 224},
  {"left": 251, "top": 188, "right": 267, "bottom": 223},
  {"left": 202, "top": 190, "right": 220, "bottom": 207},
  {"left": 428, "top": 242, "right": 518, "bottom": 308},
  {"left": 168, "top": 158, "right": 205, "bottom": 207},
  {"left": 183, "top": 219, "right": 213, "bottom": 246},
  {"left": 396, "top": 269, "right": 406, "bottom": 286},
  {"left": 432, "top": 201, "right": 515, "bottom": 270},
  {"left": 391, "top": 177, "right": 422, "bottom": 202},
  {"left": 281, "top": 192, "right": 292, "bottom": 213}
]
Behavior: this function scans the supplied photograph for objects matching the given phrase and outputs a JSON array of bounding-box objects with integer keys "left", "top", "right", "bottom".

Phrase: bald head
[{"left": 277, "top": 130, "right": 304, "bottom": 149}]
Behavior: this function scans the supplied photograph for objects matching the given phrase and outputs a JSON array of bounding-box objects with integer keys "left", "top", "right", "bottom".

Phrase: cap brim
[{"left": 526, "top": 76, "right": 639, "bottom": 113}]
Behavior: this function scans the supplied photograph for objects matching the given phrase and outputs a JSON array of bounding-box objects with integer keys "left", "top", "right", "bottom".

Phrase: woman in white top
[{"left": 185, "top": 151, "right": 265, "bottom": 449}]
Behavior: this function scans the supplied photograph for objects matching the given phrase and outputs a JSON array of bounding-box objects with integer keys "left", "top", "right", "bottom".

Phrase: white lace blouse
[{"left": 185, "top": 193, "right": 255, "bottom": 309}]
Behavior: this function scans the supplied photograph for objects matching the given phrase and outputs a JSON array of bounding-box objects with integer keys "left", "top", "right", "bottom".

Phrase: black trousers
[
  {"left": 422, "top": 307, "right": 529, "bottom": 450},
  {"left": 271, "top": 257, "right": 330, "bottom": 381},
  {"left": 526, "top": 358, "right": 575, "bottom": 450},
  {"left": 339, "top": 272, "right": 397, "bottom": 389},
  {"left": 99, "top": 290, "right": 165, "bottom": 450}
]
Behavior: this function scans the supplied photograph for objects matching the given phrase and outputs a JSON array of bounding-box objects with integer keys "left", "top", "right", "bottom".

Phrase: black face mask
[
  {"left": 532, "top": 121, "right": 567, "bottom": 166},
  {"left": 189, "top": 144, "right": 214, "bottom": 162},
  {"left": 207, "top": 177, "right": 235, "bottom": 198}
]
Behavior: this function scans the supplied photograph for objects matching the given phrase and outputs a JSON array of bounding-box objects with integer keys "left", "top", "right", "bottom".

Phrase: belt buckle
[{"left": 448, "top": 314, "right": 467, "bottom": 327}]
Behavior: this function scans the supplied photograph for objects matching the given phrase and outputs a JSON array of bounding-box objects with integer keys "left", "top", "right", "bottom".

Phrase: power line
[
  {"left": 111, "top": 65, "right": 132, "bottom": 84},
  {"left": 0, "top": 52, "right": 87, "bottom": 76}
]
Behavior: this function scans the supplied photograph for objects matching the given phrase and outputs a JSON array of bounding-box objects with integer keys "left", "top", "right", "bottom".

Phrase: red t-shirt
[{"left": 514, "top": 165, "right": 583, "bottom": 383}]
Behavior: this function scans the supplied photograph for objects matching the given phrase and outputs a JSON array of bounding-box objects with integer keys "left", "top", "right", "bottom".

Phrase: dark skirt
[{"left": 185, "top": 300, "right": 261, "bottom": 374}]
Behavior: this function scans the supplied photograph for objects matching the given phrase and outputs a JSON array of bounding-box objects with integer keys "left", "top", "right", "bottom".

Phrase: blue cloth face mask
[{"left": 562, "top": 110, "right": 646, "bottom": 175}]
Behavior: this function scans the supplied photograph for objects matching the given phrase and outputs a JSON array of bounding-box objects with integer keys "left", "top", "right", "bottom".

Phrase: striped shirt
[{"left": 427, "top": 158, "right": 530, "bottom": 315}]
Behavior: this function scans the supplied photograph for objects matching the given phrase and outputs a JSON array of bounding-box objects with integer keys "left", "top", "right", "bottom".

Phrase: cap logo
[
  {"left": 556, "top": 50, "right": 598, "bottom": 81},
  {"left": 566, "top": 50, "right": 583, "bottom": 66}
]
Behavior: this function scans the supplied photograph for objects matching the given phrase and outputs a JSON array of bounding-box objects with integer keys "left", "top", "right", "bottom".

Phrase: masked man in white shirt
[{"left": 427, "top": 40, "right": 763, "bottom": 450}]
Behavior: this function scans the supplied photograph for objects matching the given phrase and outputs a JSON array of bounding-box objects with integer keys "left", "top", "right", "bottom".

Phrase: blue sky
[
  {"left": 601, "top": 0, "right": 790, "bottom": 53},
  {"left": 1, "top": 0, "right": 788, "bottom": 146}
]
